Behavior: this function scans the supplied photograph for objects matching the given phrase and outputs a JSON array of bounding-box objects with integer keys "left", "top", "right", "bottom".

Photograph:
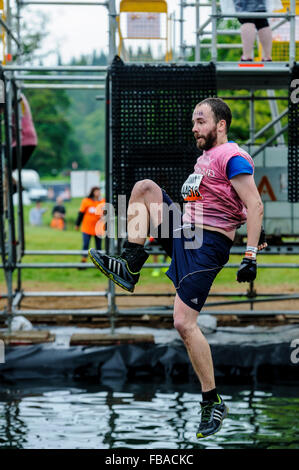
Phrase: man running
[{"left": 89, "top": 97, "right": 267, "bottom": 438}]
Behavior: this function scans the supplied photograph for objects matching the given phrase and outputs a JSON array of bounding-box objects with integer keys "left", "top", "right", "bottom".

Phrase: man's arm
[
  {"left": 230, "top": 173, "right": 267, "bottom": 282},
  {"left": 230, "top": 173, "right": 266, "bottom": 251}
]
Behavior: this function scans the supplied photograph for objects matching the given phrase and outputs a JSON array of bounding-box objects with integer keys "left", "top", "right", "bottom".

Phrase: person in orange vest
[
  {"left": 51, "top": 196, "right": 66, "bottom": 230},
  {"left": 50, "top": 214, "right": 65, "bottom": 231},
  {"left": 75, "top": 186, "right": 105, "bottom": 266}
]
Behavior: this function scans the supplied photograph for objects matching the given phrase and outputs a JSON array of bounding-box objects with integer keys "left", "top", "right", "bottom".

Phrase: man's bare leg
[
  {"left": 127, "top": 179, "right": 163, "bottom": 245},
  {"left": 258, "top": 26, "right": 272, "bottom": 61},
  {"left": 173, "top": 293, "right": 216, "bottom": 391},
  {"left": 173, "top": 293, "right": 228, "bottom": 438},
  {"left": 88, "top": 179, "right": 164, "bottom": 291},
  {"left": 240, "top": 23, "right": 256, "bottom": 60}
]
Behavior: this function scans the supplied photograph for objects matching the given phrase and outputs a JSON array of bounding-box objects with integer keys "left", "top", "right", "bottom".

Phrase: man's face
[{"left": 192, "top": 104, "right": 217, "bottom": 151}]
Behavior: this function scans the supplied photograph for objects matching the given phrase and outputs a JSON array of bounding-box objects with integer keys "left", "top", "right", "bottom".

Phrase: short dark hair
[{"left": 196, "top": 97, "right": 232, "bottom": 133}]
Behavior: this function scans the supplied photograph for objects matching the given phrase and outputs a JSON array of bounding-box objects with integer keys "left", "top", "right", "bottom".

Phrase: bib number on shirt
[{"left": 181, "top": 174, "right": 203, "bottom": 201}]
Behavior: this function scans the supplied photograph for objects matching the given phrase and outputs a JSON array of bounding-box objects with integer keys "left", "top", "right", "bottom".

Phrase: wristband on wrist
[
  {"left": 246, "top": 246, "right": 258, "bottom": 253},
  {"left": 244, "top": 250, "right": 256, "bottom": 259}
]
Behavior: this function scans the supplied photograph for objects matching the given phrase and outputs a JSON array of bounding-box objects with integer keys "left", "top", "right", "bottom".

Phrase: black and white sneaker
[
  {"left": 196, "top": 395, "right": 228, "bottom": 438},
  {"left": 89, "top": 242, "right": 148, "bottom": 293}
]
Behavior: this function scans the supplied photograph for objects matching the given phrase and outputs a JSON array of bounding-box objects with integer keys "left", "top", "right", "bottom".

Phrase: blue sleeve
[{"left": 226, "top": 155, "right": 253, "bottom": 180}]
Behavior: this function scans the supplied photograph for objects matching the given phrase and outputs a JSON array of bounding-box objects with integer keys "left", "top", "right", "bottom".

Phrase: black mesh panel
[{"left": 107, "top": 56, "right": 217, "bottom": 209}]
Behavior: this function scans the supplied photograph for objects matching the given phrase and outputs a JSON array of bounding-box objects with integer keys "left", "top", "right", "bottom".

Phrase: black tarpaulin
[{"left": 0, "top": 324, "right": 298, "bottom": 383}]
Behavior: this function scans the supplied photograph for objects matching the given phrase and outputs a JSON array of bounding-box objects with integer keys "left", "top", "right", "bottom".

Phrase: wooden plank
[
  {"left": 0, "top": 330, "right": 55, "bottom": 345},
  {"left": 70, "top": 333, "right": 155, "bottom": 346}
]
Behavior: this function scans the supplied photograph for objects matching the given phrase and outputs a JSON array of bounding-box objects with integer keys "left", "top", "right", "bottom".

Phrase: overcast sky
[{"left": 16, "top": 0, "right": 210, "bottom": 64}]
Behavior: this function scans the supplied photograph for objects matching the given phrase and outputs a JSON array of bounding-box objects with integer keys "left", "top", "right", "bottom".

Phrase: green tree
[
  {"left": 65, "top": 92, "right": 105, "bottom": 171},
  {"left": 65, "top": 50, "right": 108, "bottom": 171},
  {"left": 25, "top": 89, "right": 86, "bottom": 176}
]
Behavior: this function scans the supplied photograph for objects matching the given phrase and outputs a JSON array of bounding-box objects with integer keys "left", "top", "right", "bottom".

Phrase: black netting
[
  {"left": 107, "top": 56, "right": 217, "bottom": 209},
  {"left": 288, "top": 64, "right": 299, "bottom": 202}
]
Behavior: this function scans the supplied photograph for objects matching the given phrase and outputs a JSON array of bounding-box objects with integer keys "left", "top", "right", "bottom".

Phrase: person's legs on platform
[
  {"left": 257, "top": 25, "right": 272, "bottom": 61},
  {"left": 240, "top": 22, "right": 256, "bottom": 60},
  {"left": 173, "top": 293, "right": 228, "bottom": 438},
  {"left": 239, "top": 14, "right": 271, "bottom": 62}
]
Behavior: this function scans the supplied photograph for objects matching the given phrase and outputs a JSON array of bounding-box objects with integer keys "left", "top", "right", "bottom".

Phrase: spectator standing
[
  {"left": 29, "top": 201, "right": 46, "bottom": 226},
  {"left": 221, "top": 0, "right": 283, "bottom": 61},
  {"left": 75, "top": 186, "right": 105, "bottom": 265},
  {"left": 51, "top": 196, "right": 66, "bottom": 230}
]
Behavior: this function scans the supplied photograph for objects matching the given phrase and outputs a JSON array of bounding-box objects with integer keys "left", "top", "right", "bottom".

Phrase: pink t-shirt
[
  {"left": 182, "top": 142, "right": 254, "bottom": 232},
  {"left": 12, "top": 94, "right": 38, "bottom": 147}
]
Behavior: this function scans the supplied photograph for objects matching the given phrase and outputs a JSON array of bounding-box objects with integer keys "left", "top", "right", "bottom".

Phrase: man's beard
[{"left": 195, "top": 127, "right": 217, "bottom": 151}]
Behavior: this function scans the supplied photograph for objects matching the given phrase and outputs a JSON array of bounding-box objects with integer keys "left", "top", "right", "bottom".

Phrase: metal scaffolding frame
[
  {"left": 0, "top": 0, "right": 116, "bottom": 327},
  {"left": 179, "top": 0, "right": 296, "bottom": 66},
  {"left": 0, "top": 1, "right": 299, "bottom": 331},
  {"left": 13, "top": 0, "right": 118, "bottom": 62}
]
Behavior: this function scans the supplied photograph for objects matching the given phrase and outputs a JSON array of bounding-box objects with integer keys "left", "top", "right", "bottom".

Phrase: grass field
[{"left": 1, "top": 198, "right": 299, "bottom": 292}]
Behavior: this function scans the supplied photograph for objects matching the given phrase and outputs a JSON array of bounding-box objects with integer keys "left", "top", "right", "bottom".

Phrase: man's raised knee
[{"left": 132, "top": 179, "right": 156, "bottom": 197}]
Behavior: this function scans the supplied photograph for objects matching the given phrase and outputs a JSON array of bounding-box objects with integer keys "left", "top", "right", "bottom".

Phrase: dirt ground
[{"left": 1, "top": 281, "right": 299, "bottom": 327}]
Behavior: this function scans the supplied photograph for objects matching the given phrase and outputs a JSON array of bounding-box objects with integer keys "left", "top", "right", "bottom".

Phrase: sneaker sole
[
  {"left": 88, "top": 249, "right": 135, "bottom": 293},
  {"left": 196, "top": 406, "right": 229, "bottom": 439}
]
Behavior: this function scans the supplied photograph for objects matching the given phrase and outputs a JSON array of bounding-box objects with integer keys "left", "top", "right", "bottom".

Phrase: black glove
[
  {"left": 237, "top": 257, "right": 257, "bottom": 283},
  {"left": 258, "top": 226, "right": 266, "bottom": 246}
]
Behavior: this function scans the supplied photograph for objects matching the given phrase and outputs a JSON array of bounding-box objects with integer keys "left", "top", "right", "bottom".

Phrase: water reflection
[
  {"left": 0, "top": 399, "right": 28, "bottom": 448},
  {"left": 0, "top": 381, "right": 298, "bottom": 449}
]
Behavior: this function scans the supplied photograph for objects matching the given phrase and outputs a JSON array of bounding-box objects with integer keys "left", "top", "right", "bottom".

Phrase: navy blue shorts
[{"left": 153, "top": 190, "right": 233, "bottom": 312}]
